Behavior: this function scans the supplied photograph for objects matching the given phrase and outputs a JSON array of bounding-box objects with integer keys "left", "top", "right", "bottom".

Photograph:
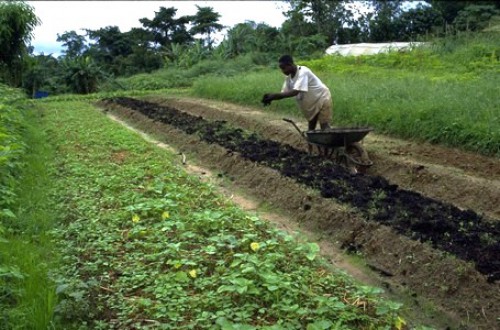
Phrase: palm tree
[
  {"left": 189, "top": 6, "right": 224, "bottom": 50},
  {"left": 60, "top": 57, "right": 107, "bottom": 94}
]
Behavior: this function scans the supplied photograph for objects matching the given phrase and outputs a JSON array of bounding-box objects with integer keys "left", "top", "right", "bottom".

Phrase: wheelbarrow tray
[{"left": 305, "top": 127, "right": 373, "bottom": 147}]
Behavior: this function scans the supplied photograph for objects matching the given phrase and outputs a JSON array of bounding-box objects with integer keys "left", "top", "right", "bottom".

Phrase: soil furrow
[
  {"left": 149, "top": 97, "right": 500, "bottom": 221},
  {"left": 101, "top": 97, "right": 500, "bottom": 283}
]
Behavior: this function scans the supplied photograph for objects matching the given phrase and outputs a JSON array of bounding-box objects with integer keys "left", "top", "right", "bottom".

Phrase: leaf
[
  {"left": 56, "top": 284, "right": 69, "bottom": 294},
  {"left": 306, "top": 243, "right": 320, "bottom": 261},
  {"left": 1, "top": 208, "right": 16, "bottom": 219},
  {"left": 204, "top": 245, "right": 217, "bottom": 254},
  {"left": 0, "top": 265, "right": 24, "bottom": 279},
  {"left": 175, "top": 271, "right": 190, "bottom": 283},
  {"left": 236, "top": 285, "right": 247, "bottom": 294},
  {"left": 266, "top": 285, "right": 279, "bottom": 292},
  {"left": 306, "top": 320, "right": 333, "bottom": 330},
  {"left": 217, "top": 285, "right": 236, "bottom": 293}
]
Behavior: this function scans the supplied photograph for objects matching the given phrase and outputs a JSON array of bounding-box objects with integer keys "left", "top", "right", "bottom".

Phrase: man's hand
[{"left": 261, "top": 93, "right": 273, "bottom": 106}]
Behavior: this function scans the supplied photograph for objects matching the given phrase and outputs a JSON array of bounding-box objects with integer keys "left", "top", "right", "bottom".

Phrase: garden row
[
  {"left": 103, "top": 97, "right": 500, "bottom": 283},
  {"left": 43, "top": 99, "right": 405, "bottom": 329}
]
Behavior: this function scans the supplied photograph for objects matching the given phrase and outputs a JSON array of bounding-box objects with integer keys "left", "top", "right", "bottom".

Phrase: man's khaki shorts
[{"left": 317, "top": 97, "right": 333, "bottom": 126}]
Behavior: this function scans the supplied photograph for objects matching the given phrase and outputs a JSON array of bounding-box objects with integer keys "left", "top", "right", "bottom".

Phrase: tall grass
[
  {"left": 328, "top": 72, "right": 499, "bottom": 155},
  {"left": 191, "top": 33, "right": 499, "bottom": 157},
  {"left": 106, "top": 54, "right": 270, "bottom": 92},
  {"left": 0, "top": 100, "right": 58, "bottom": 329}
]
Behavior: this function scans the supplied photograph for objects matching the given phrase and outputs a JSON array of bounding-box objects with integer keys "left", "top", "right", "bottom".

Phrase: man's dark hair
[{"left": 278, "top": 55, "right": 294, "bottom": 65}]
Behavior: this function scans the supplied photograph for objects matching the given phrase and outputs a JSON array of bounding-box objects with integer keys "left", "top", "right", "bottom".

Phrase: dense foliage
[
  {"left": 0, "top": 84, "right": 27, "bottom": 223},
  {"left": 3, "top": 0, "right": 499, "bottom": 96}
]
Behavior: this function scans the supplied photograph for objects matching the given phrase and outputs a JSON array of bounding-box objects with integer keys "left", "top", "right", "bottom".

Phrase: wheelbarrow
[{"left": 283, "top": 118, "right": 374, "bottom": 174}]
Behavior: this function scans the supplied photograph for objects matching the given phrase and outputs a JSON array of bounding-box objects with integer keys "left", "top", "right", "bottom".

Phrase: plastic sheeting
[{"left": 325, "top": 42, "right": 427, "bottom": 56}]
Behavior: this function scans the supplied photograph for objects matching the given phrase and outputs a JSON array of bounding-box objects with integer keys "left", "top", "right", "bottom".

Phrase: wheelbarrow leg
[
  {"left": 307, "top": 143, "right": 330, "bottom": 157},
  {"left": 307, "top": 143, "right": 314, "bottom": 155},
  {"left": 345, "top": 142, "right": 372, "bottom": 174},
  {"left": 326, "top": 146, "right": 334, "bottom": 158}
]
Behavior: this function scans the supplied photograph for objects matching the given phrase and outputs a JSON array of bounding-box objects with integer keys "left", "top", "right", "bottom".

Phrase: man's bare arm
[{"left": 269, "top": 89, "right": 299, "bottom": 100}]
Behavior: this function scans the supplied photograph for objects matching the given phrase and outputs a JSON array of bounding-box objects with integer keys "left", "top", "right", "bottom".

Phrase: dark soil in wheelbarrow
[{"left": 98, "top": 97, "right": 500, "bottom": 329}]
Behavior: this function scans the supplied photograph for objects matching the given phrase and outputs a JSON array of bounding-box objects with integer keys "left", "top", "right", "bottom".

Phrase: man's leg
[
  {"left": 317, "top": 98, "right": 333, "bottom": 155},
  {"left": 308, "top": 113, "right": 319, "bottom": 131},
  {"left": 306, "top": 114, "right": 319, "bottom": 154},
  {"left": 318, "top": 100, "right": 333, "bottom": 130}
]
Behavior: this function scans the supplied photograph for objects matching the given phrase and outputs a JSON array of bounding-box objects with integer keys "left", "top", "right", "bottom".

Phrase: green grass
[
  {"left": 187, "top": 33, "right": 498, "bottom": 157},
  {"left": 105, "top": 54, "right": 270, "bottom": 92},
  {"left": 37, "top": 99, "right": 410, "bottom": 329},
  {"left": 0, "top": 94, "right": 58, "bottom": 329}
]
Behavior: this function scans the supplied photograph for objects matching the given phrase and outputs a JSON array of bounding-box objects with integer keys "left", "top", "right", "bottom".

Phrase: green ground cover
[
  {"left": 37, "top": 98, "right": 409, "bottom": 329},
  {"left": 0, "top": 85, "right": 57, "bottom": 329}
]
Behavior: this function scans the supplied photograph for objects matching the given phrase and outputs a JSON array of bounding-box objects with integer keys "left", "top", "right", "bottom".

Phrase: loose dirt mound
[{"left": 98, "top": 97, "right": 500, "bottom": 330}]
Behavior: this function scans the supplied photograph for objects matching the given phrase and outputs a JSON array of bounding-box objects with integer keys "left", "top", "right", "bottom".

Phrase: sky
[{"left": 27, "top": 1, "right": 291, "bottom": 57}]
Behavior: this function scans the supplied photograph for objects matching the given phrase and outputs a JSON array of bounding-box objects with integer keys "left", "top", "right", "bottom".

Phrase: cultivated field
[{"left": 1, "top": 34, "right": 499, "bottom": 329}]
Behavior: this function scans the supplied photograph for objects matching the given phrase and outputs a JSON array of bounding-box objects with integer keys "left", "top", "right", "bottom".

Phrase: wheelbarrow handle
[{"left": 282, "top": 118, "right": 306, "bottom": 138}]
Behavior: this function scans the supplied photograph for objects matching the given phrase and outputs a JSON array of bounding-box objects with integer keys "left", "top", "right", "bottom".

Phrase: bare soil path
[{"left": 98, "top": 96, "right": 500, "bottom": 330}]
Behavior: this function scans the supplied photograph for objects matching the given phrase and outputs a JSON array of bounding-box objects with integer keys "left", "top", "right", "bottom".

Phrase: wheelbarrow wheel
[{"left": 345, "top": 142, "right": 371, "bottom": 174}]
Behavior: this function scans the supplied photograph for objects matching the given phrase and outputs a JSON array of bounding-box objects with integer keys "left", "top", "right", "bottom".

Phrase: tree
[
  {"left": 283, "top": 0, "right": 365, "bottom": 44},
  {"left": 220, "top": 21, "right": 281, "bottom": 58},
  {"left": 139, "top": 7, "right": 193, "bottom": 47},
  {"left": 22, "top": 53, "right": 60, "bottom": 96},
  {"left": 126, "top": 27, "right": 155, "bottom": 49},
  {"left": 57, "top": 30, "right": 88, "bottom": 58},
  {"left": 223, "top": 22, "right": 259, "bottom": 57},
  {"left": 395, "top": 4, "right": 442, "bottom": 41},
  {"left": 426, "top": 0, "right": 468, "bottom": 26},
  {"left": 453, "top": 4, "right": 499, "bottom": 31},
  {"left": 85, "top": 26, "right": 134, "bottom": 75},
  {"left": 253, "top": 23, "right": 281, "bottom": 52},
  {"left": 426, "top": 1, "right": 500, "bottom": 33},
  {"left": 60, "top": 56, "right": 106, "bottom": 94},
  {"left": 121, "top": 28, "right": 163, "bottom": 75},
  {"left": 0, "top": 1, "right": 40, "bottom": 86},
  {"left": 189, "top": 5, "right": 223, "bottom": 50},
  {"left": 367, "top": 0, "right": 404, "bottom": 42},
  {"left": 280, "top": 9, "right": 317, "bottom": 40}
]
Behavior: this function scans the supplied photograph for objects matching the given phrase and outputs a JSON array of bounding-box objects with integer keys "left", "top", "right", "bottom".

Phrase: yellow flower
[
  {"left": 189, "top": 269, "right": 197, "bottom": 278},
  {"left": 162, "top": 211, "right": 170, "bottom": 220},
  {"left": 132, "top": 214, "right": 140, "bottom": 223},
  {"left": 250, "top": 242, "right": 260, "bottom": 252},
  {"left": 174, "top": 263, "right": 182, "bottom": 269}
]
